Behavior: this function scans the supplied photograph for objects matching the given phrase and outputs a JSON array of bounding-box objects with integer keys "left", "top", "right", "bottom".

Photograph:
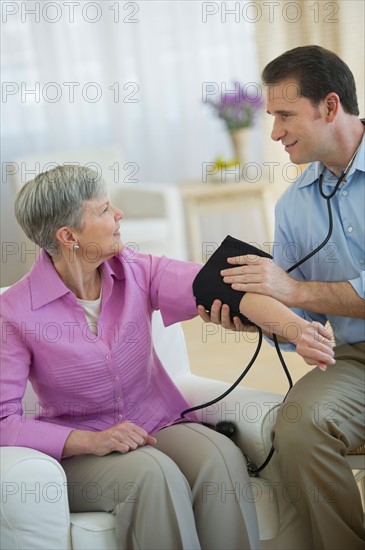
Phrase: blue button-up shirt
[{"left": 273, "top": 126, "right": 365, "bottom": 346}]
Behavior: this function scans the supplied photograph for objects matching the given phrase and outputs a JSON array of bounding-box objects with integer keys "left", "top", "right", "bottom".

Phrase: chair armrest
[
  {"left": 175, "top": 374, "right": 284, "bottom": 476},
  {"left": 0, "top": 446, "right": 71, "bottom": 550}
]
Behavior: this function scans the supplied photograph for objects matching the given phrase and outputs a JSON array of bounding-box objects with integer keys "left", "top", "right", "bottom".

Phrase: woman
[
  {"left": 1, "top": 165, "right": 334, "bottom": 549},
  {"left": 1, "top": 165, "right": 260, "bottom": 550}
]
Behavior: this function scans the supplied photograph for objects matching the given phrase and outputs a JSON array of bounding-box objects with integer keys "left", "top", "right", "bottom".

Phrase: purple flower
[{"left": 206, "top": 81, "right": 265, "bottom": 131}]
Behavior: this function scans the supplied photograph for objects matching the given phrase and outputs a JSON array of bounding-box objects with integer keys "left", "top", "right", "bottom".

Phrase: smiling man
[{"left": 200, "top": 46, "right": 365, "bottom": 549}]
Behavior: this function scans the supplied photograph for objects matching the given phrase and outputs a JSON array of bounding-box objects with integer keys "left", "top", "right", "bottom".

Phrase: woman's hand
[
  {"left": 295, "top": 322, "right": 335, "bottom": 371},
  {"left": 197, "top": 300, "right": 257, "bottom": 332},
  {"left": 90, "top": 422, "right": 157, "bottom": 456},
  {"left": 63, "top": 422, "right": 157, "bottom": 457}
]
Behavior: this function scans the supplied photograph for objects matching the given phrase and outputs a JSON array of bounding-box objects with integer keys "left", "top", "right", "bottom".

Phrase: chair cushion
[{"left": 70, "top": 512, "right": 118, "bottom": 550}]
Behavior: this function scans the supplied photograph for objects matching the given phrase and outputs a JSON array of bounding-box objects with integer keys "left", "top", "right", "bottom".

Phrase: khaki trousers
[
  {"left": 272, "top": 342, "right": 365, "bottom": 549},
  {"left": 61, "top": 422, "right": 259, "bottom": 550}
]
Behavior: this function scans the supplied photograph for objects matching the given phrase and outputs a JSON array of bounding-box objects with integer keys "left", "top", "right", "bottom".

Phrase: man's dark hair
[{"left": 262, "top": 45, "right": 359, "bottom": 115}]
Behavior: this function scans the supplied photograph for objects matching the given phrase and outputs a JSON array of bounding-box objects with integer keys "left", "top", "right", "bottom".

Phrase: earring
[{"left": 73, "top": 243, "right": 80, "bottom": 251}]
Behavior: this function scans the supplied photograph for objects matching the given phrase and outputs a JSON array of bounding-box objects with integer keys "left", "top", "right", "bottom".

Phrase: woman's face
[{"left": 76, "top": 195, "right": 124, "bottom": 263}]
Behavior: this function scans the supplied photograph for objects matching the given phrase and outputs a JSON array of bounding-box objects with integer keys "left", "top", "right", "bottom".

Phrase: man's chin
[{"left": 287, "top": 152, "right": 306, "bottom": 165}]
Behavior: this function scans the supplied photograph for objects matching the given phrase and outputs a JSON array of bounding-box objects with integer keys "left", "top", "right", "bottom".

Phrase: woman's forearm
[{"left": 239, "top": 292, "right": 308, "bottom": 342}]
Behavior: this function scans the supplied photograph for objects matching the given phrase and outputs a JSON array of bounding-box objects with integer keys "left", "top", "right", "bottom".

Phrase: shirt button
[
  {"left": 116, "top": 396, "right": 121, "bottom": 402},
  {"left": 347, "top": 226, "right": 353, "bottom": 233},
  {"left": 106, "top": 354, "right": 112, "bottom": 360},
  {"left": 113, "top": 376, "right": 119, "bottom": 382},
  {"left": 360, "top": 259, "right": 364, "bottom": 265},
  {"left": 342, "top": 190, "right": 348, "bottom": 196},
  {"left": 118, "top": 414, "right": 123, "bottom": 420}
]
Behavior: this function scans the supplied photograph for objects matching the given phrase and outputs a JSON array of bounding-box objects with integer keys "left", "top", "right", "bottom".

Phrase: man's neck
[{"left": 324, "top": 118, "right": 365, "bottom": 176}]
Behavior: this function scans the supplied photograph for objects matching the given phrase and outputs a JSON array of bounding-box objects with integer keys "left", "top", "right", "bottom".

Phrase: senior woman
[{"left": 0, "top": 165, "right": 259, "bottom": 550}]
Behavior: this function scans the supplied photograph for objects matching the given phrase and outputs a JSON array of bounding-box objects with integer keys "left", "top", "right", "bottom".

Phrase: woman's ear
[
  {"left": 324, "top": 92, "right": 340, "bottom": 122},
  {"left": 55, "top": 226, "right": 78, "bottom": 250}
]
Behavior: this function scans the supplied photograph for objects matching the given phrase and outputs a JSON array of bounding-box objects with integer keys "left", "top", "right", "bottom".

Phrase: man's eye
[
  {"left": 281, "top": 114, "right": 291, "bottom": 120},
  {"left": 103, "top": 206, "right": 109, "bottom": 213}
]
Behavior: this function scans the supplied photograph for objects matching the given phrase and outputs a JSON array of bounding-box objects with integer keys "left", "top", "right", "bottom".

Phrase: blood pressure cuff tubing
[{"left": 192, "top": 235, "right": 273, "bottom": 325}]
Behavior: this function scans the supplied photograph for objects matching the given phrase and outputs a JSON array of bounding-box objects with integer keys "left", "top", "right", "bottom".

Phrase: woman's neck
[{"left": 52, "top": 257, "right": 102, "bottom": 300}]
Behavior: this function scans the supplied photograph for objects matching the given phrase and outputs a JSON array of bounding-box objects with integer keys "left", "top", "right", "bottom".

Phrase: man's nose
[{"left": 271, "top": 119, "right": 286, "bottom": 141}]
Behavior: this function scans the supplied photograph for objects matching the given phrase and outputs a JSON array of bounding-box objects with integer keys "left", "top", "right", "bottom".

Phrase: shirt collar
[
  {"left": 297, "top": 119, "right": 365, "bottom": 189},
  {"left": 29, "top": 249, "right": 125, "bottom": 310}
]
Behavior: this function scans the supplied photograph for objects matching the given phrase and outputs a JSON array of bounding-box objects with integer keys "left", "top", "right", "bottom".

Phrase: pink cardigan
[{"left": 0, "top": 249, "right": 201, "bottom": 461}]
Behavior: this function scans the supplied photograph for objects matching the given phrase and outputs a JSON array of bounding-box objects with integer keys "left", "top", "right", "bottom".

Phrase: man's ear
[
  {"left": 324, "top": 92, "right": 340, "bottom": 122},
  {"left": 55, "top": 226, "right": 78, "bottom": 249}
]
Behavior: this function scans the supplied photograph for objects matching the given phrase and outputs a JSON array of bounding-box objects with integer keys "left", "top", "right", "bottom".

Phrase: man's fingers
[
  {"left": 226, "top": 255, "right": 246, "bottom": 265},
  {"left": 223, "top": 273, "right": 262, "bottom": 284},
  {"left": 226, "top": 254, "right": 264, "bottom": 265}
]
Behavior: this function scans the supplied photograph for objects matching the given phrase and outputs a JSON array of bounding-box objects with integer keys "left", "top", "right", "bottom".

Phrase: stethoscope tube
[{"left": 287, "top": 170, "right": 346, "bottom": 274}]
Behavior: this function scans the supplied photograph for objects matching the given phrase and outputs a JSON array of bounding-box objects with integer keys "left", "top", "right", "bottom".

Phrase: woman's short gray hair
[{"left": 15, "top": 164, "right": 107, "bottom": 256}]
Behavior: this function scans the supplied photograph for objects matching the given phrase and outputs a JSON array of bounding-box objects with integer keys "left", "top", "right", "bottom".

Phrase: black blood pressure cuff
[{"left": 192, "top": 235, "right": 273, "bottom": 325}]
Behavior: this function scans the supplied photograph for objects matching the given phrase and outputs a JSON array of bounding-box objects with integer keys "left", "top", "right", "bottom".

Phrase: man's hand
[
  {"left": 221, "top": 255, "right": 299, "bottom": 307},
  {"left": 197, "top": 300, "right": 257, "bottom": 332}
]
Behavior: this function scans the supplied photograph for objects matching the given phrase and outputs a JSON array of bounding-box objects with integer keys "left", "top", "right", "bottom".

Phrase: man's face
[{"left": 266, "top": 79, "right": 327, "bottom": 165}]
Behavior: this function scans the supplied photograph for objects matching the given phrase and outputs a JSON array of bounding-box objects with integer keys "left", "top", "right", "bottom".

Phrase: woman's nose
[{"left": 114, "top": 205, "right": 123, "bottom": 220}]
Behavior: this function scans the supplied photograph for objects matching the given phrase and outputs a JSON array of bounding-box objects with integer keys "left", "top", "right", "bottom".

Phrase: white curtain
[{"left": 1, "top": 0, "right": 261, "bottom": 182}]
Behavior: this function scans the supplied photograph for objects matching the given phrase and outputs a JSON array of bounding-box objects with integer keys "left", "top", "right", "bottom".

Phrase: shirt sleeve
[
  {"left": 151, "top": 257, "right": 203, "bottom": 326},
  {"left": 0, "top": 298, "right": 73, "bottom": 460},
  {"left": 349, "top": 271, "right": 365, "bottom": 299},
  {"left": 127, "top": 253, "right": 202, "bottom": 326}
]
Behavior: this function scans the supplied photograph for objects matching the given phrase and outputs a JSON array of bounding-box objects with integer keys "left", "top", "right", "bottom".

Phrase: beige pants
[
  {"left": 61, "top": 422, "right": 259, "bottom": 550},
  {"left": 273, "top": 342, "right": 365, "bottom": 549}
]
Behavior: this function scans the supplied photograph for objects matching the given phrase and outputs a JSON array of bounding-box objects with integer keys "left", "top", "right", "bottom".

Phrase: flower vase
[{"left": 229, "top": 128, "right": 250, "bottom": 167}]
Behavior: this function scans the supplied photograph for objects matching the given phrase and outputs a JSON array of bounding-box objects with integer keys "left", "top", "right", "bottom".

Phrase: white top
[{"left": 77, "top": 292, "right": 102, "bottom": 335}]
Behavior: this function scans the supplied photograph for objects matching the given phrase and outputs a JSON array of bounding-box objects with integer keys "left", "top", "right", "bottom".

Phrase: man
[{"left": 200, "top": 45, "right": 365, "bottom": 549}]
